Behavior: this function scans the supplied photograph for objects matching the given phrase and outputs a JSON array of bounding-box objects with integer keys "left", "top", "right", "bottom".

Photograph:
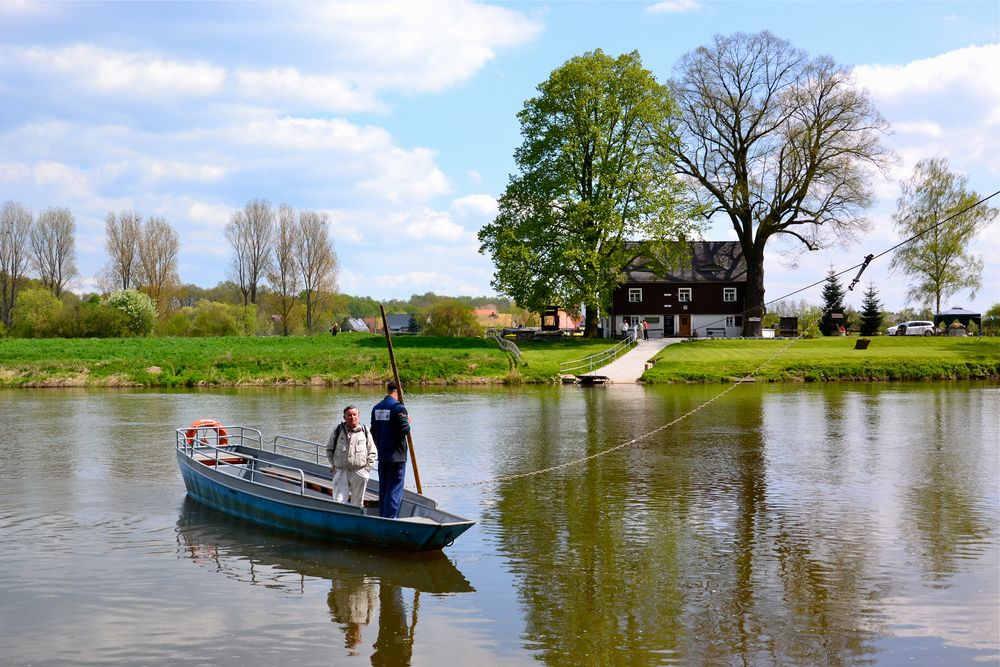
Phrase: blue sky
[{"left": 1, "top": 1, "right": 998, "bottom": 315}]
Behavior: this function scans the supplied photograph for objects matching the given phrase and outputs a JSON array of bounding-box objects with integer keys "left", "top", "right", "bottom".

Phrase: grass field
[
  {"left": 1, "top": 333, "right": 996, "bottom": 387},
  {"left": 642, "top": 336, "right": 1000, "bottom": 383},
  {"left": 0, "top": 333, "right": 517, "bottom": 387}
]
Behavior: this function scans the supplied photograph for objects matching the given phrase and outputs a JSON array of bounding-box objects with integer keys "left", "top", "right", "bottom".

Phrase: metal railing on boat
[{"left": 175, "top": 426, "right": 328, "bottom": 500}]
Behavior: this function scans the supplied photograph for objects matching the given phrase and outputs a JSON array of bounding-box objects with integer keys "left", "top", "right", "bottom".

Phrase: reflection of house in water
[{"left": 175, "top": 499, "right": 472, "bottom": 664}]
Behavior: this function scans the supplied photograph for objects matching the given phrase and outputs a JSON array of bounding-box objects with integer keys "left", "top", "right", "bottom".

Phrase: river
[{"left": 0, "top": 382, "right": 997, "bottom": 666}]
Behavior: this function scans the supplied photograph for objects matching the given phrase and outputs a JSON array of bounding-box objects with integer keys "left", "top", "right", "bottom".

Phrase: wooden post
[{"left": 379, "top": 304, "right": 422, "bottom": 494}]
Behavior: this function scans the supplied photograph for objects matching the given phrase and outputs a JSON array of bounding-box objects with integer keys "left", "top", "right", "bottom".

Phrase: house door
[{"left": 679, "top": 314, "right": 691, "bottom": 336}]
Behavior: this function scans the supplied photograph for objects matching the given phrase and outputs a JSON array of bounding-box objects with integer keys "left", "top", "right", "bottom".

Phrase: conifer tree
[
  {"left": 820, "top": 270, "right": 846, "bottom": 335},
  {"left": 859, "top": 282, "right": 883, "bottom": 336}
]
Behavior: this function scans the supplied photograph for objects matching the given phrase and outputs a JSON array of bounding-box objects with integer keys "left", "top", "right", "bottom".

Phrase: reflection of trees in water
[
  {"left": 899, "top": 388, "right": 992, "bottom": 584},
  {"left": 492, "top": 387, "right": 891, "bottom": 665}
]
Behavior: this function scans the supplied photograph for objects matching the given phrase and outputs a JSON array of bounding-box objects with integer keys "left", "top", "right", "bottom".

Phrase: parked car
[{"left": 885, "top": 320, "right": 936, "bottom": 336}]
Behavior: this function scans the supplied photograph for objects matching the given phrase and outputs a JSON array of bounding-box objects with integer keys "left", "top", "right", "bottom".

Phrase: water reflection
[
  {"left": 175, "top": 499, "right": 473, "bottom": 664},
  {"left": 489, "top": 384, "right": 999, "bottom": 666}
]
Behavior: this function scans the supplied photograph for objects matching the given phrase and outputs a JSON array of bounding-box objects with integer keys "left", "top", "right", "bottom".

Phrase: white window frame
[
  {"left": 678, "top": 288, "right": 692, "bottom": 303},
  {"left": 726, "top": 316, "right": 736, "bottom": 326},
  {"left": 723, "top": 287, "right": 737, "bottom": 302},
  {"left": 628, "top": 288, "right": 642, "bottom": 303}
]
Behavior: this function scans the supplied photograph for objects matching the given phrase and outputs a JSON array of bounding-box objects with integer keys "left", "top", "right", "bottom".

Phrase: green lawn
[
  {"left": 1, "top": 333, "right": 996, "bottom": 387},
  {"left": 642, "top": 336, "right": 1000, "bottom": 383},
  {"left": 0, "top": 333, "right": 517, "bottom": 387}
]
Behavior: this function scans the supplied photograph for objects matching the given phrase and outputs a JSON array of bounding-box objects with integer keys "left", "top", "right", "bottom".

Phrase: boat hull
[{"left": 177, "top": 451, "right": 473, "bottom": 551}]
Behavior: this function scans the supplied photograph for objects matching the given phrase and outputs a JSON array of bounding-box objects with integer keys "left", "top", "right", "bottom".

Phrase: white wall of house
[
  {"left": 691, "top": 314, "right": 739, "bottom": 338},
  {"left": 617, "top": 314, "right": 667, "bottom": 338}
]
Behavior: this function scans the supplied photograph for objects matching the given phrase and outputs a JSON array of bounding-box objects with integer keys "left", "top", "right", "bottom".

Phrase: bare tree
[
  {"left": 666, "top": 31, "right": 891, "bottom": 335},
  {"left": 295, "top": 210, "right": 339, "bottom": 331},
  {"left": 30, "top": 207, "right": 78, "bottom": 297},
  {"left": 225, "top": 199, "right": 274, "bottom": 306},
  {"left": 267, "top": 204, "right": 301, "bottom": 336},
  {"left": 136, "top": 216, "right": 181, "bottom": 315},
  {"left": 104, "top": 210, "right": 142, "bottom": 290},
  {"left": 1, "top": 201, "right": 33, "bottom": 326}
]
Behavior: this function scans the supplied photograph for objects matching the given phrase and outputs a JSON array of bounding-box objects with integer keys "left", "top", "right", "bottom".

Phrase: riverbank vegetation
[
  {"left": 0, "top": 333, "right": 617, "bottom": 388},
  {"left": 1, "top": 333, "right": 997, "bottom": 388}
]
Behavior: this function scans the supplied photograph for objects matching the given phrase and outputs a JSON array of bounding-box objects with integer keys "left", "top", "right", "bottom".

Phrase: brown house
[{"left": 610, "top": 241, "right": 747, "bottom": 338}]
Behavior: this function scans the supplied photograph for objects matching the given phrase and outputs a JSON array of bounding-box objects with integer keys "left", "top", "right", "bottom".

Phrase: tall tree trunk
[
  {"left": 741, "top": 246, "right": 766, "bottom": 337},
  {"left": 583, "top": 305, "right": 600, "bottom": 338}
]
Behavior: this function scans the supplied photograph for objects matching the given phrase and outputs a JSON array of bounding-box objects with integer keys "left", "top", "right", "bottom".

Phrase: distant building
[
  {"left": 341, "top": 317, "right": 370, "bottom": 333},
  {"left": 385, "top": 313, "right": 420, "bottom": 334},
  {"left": 610, "top": 241, "right": 747, "bottom": 338},
  {"left": 473, "top": 308, "right": 514, "bottom": 329}
]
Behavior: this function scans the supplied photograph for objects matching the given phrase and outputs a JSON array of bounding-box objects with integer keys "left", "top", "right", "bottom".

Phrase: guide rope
[
  {"left": 417, "top": 190, "right": 1000, "bottom": 489},
  {"left": 422, "top": 338, "right": 797, "bottom": 488}
]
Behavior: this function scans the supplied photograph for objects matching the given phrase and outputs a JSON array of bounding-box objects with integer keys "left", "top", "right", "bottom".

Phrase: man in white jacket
[{"left": 326, "top": 405, "right": 378, "bottom": 507}]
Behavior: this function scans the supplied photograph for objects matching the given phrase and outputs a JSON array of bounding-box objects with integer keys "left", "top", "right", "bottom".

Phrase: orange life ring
[{"left": 185, "top": 418, "right": 229, "bottom": 446}]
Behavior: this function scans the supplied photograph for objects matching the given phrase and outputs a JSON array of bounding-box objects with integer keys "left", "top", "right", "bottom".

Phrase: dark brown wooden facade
[{"left": 609, "top": 241, "right": 748, "bottom": 338}]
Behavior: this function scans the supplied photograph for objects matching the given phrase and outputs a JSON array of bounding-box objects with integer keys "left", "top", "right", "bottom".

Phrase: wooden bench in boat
[
  {"left": 258, "top": 466, "right": 379, "bottom": 507},
  {"left": 193, "top": 452, "right": 246, "bottom": 466}
]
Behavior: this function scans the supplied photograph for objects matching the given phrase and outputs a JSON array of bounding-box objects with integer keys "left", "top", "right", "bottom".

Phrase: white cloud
[
  {"left": 235, "top": 67, "right": 384, "bottom": 114},
  {"left": 33, "top": 161, "right": 93, "bottom": 199},
  {"left": 187, "top": 201, "right": 233, "bottom": 229},
  {"left": 450, "top": 194, "right": 497, "bottom": 219},
  {"left": 357, "top": 146, "right": 452, "bottom": 202},
  {"left": 396, "top": 207, "right": 468, "bottom": 241},
  {"left": 853, "top": 44, "right": 1000, "bottom": 100},
  {"left": 6, "top": 44, "right": 225, "bottom": 97},
  {"left": 647, "top": 0, "right": 701, "bottom": 14},
  {"left": 0, "top": 161, "right": 31, "bottom": 182},
  {"left": 140, "top": 160, "right": 228, "bottom": 184},
  {"left": 890, "top": 121, "right": 943, "bottom": 138},
  {"left": 371, "top": 269, "right": 486, "bottom": 296},
  {"left": 300, "top": 0, "right": 542, "bottom": 93}
]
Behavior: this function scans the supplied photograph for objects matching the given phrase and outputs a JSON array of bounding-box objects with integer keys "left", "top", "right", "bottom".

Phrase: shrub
[
  {"left": 11, "top": 288, "right": 64, "bottom": 337},
  {"left": 105, "top": 289, "right": 156, "bottom": 336},
  {"left": 422, "top": 300, "right": 482, "bottom": 337}
]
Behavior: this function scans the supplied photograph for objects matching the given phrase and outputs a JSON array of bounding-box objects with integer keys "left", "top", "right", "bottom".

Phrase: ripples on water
[{"left": 0, "top": 384, "right": 997, "bottom": 665}]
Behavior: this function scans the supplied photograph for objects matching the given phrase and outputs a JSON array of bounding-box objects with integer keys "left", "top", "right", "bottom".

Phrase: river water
[{"left": 0, "top": 382, "right": 997, "bottom": 666}]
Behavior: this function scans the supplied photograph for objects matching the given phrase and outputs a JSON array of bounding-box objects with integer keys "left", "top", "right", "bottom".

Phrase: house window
[
  {"left": 628, "top": 288, "right": 642, "bottom": 303},
  {"left": 726, "top": 316, "right": 743, "bottom": 327},
  {"left": 723, "top": 287, "right": 737, "bottom": 302},
  {"left": 678, "top": 288, "right": 692, "bottom": 303}
]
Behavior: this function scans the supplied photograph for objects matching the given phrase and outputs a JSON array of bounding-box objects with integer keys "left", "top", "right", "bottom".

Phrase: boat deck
[{"left": 193, "top": 452, "right": 379, "bottom": 507}]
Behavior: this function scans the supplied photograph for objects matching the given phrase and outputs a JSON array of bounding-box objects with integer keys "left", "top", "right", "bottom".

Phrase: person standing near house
[
  {"left": 370, "top": 381, "right": 410, "bottom": 519},
  {"left": 623, "top": 320, "right": 631, "bottom": 340},
  {"left": 327, "top": 405, "right": 377, "bottom": 506},
  {"left": 642, "top": 319, "right": 649, "bottom": 340}
]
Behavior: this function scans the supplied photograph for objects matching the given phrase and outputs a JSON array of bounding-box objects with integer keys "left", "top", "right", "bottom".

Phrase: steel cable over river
[{"left": 420, "top": 190, "right": 1000, "bottom": 490}]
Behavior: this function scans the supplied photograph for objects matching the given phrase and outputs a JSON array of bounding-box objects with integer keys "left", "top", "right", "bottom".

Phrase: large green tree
[
  {"left": 665, "top": 31, "right": 891, "bottom": 336},
  {"left": 890, "top": 157, "right": 997, "bottom": 313},
  {"left": 479, "top": 49, "right": 696, "bottom": 337}
]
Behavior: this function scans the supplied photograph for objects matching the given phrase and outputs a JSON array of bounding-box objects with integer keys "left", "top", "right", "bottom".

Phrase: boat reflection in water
[{"left": 175, "top": 499, "right": 474, "bottom": 663}]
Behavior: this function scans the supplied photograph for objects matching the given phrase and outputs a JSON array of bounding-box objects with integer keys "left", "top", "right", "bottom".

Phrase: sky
[{"left": 1, "top": 0, "right": 998, "bottom": 316}]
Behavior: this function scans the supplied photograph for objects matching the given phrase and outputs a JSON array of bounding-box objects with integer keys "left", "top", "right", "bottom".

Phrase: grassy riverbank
[
  {"left": 0, "top": 333, "right": 616, "bottom": 388},
  {"left": 1, "top": 334, "right": 996, "bottom": 388},
  {"left": 642, "top": 336, "right": 1000, "bottom": 383}
]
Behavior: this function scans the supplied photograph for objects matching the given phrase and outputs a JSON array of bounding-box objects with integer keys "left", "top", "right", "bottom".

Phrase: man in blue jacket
[{"left": 370, "top": 381, "right": 410, "bottom": 518}]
